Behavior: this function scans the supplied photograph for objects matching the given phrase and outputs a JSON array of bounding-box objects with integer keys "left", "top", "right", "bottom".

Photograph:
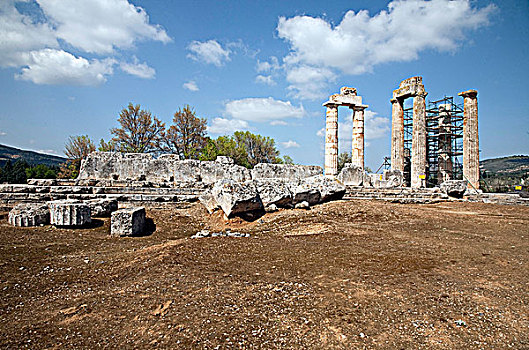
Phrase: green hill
[
  {"left": 480, "top": 155, "right": 529, "bottom": 177},
  {"left": 0, "top": 144, "right": 66, "bottom": 167}
]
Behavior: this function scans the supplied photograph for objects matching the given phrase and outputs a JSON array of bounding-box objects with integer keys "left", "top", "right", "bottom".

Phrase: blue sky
[{"left": 0, "top": 0, "right": 527, "bottom": 169}]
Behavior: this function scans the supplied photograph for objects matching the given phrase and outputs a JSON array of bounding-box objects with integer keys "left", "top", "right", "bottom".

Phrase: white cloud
[
  {"left": 255, "top": 75, "right": 276, "bottom": 85},
  {"left": 37, "top": 0, "right": 171, "bottom": 54},
  {"left": 0, "top": 0, "right": 168, "bottom": 85},
  {"left": 119, "top": 57, "right": 155, "bottom": 79},
  {"left": 208, "top": 117, "right": 249, "bottom": 135},
  {"left": 281, "top": 140, "right": 300, "bottom": 149},
  {"left": 0, "top": 131, "right": 7, "bottom": 136},
  {"left": 187, "top": 40, "right": 231, "bottom": 66},
  {"left": 270, "top": 120, "right": 287, "bottom": 126},
  {"left": 16, "top": 49, "right": 115, "bottom": 86},
  {"left": 224, "top": 97, "right": 305, "bottom": 123},
  {"left": 277, "top": 0, "right": 495, "bottom": 99},
  {"left": 36, "top": 149, "right": 58, "bottom": 155},
  {"left": 256, "top": 56, "right": 280, "bottom": 73},
  {"left": 183, "top": 80, "right": 199, "bottom": 91},
  {"left": 286, "top": 65, "right": 336, "bottom": 100}
]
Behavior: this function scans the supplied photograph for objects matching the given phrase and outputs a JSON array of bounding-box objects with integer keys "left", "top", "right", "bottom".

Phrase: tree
[
  {"left": 199, "top": 136, "right": 249, "bottom": 167},
  {"left": 111, "top": 103, "right": 165, "bottom": 153},
  {"left": 233, "top": 131, "right": 281, "bottom": 167},
  {"left": 26, "top": 164, "right": 57, "bottom": 179},
  {"left": 98, "top": 138, "right": 118, "bottom": 152},
  {"left": 282, "top": 155, "right": 294, "bottom": 165},
  {"left": 0, "top": 160, "right": 29, "bottom": 184},
  {"left": 337, "top": 152, "right": 351, "bottom": 173},
  {"left": 161, "top": 105, "right": 207, "bottom": 159},
  {"left": 64, "top": 135, "right": 95, "bottom": 164}
]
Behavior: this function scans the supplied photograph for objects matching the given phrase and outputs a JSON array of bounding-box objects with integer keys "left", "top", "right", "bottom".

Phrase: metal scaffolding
[{"left": 402, "top": 96, "right": 464, "bottom": 187}]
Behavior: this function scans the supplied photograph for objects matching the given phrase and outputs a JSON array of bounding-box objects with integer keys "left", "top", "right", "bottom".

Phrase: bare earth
[{"left": 0, "top": 200, "right": 528, "bottom": 349}]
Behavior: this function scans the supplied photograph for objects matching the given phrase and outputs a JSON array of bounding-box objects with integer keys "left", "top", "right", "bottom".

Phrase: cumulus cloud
[
  {"left": 0, "top": 0, "right": 169, "bottom": 85},
  {"left": 16, "top": 49, "right": 115, "bottom": 86},
  {"left": 256, "top": 56, "right": 280, "bottom": 73},
  {"left": 119, "top": 57, "right": 155, "bottom": 79},
  {"left": 276, "top": 0, "right": 495, "bottom": 99},
  {"left": 281, "top": 140, "right": 300, "bottom": 149},
  {"left": 270, "top": 120, "right": 288, "bottom": 126},
  {"left": 255, "top": 75, "right": 276, "bottom": 85},
  {"left": 37, "top": 0, "right": 171, "bottom": 54},
  {"left": 0, "top": 131, "right": 7, "bottom": 136},
  {"left": 224, "top": 97, "right": 305, "bottom": 123},
  {"left": 183, "top": 80, "right": 199, "bottom": 91},
  {"left": 187, "top": 40, "right": 231, "bottom": 67},
  {"left": 286, "top": 65, "right": 336, "bottom": 100},
  {"left": 208, "top": 117, "right": 250, "bottom": 135}
]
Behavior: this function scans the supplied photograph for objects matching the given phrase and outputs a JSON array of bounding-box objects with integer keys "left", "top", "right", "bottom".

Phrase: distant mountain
[
  {"left": 0, "top": 144, "right": 66, "bottom": 167},
  {"left": 480, "top": 155, "right": 529, "bottom": 177}
]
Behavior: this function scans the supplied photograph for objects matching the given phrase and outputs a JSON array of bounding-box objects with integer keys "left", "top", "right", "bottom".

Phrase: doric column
[
  {"left": 411, "top": 92, "right": 428, "bottom": 188},
  {"left": 351, "top": 106, "right": 365, "bottom": 170},
  {"left": 437, "top": 104, "right": 453, "bottom": 184},
  {"left": 391, "top": 98, "right": 405, "bottom": 172},
  {"left": 459, "top": 90, "right": 479, "bottom": 189},
  {"left": 324, "top": 104, "right": 339, "bottom": 176}
]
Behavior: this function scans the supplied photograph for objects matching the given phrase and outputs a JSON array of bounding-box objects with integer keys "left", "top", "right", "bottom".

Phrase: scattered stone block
[
  {"left": 304, "top": 175, "right": 346, "bottom": 202},
  {"left": 295, "top": 201, "right": 310, "bottom": 209},
  {"left": 251, "top": 163, "right": 322, "bottom": 180},
  {"left": 211, "top": 179, "right": 263, "bottom": 217},
  {"left": 111, "top": 207, "right": 146, "bottom": 237},
  {"left": 440, "top": 180, "right": 468, "bottom": 198},
  {"left": 47, "top": 200, "right": 91, "bottom": 227},
  {"left": 289, "top": 180, "right": 321, "bottom": 205},
  {"left": 383, "top": 169, "right": 404, "bottom": 187},
  {"left": 8, "top": 203, "right": 50, "bottom": 227},
  {"left": 254, "top": 179, "right": 292, "bottom": 207},
  {"left": 199, "top": 190, "right": 220, "bottom": 214},
  {"left": 86, "top": 198, "right": 118, "bottom": 217},
  {"left": 337, "top": 164, "right": 364, "bottom": 186}
]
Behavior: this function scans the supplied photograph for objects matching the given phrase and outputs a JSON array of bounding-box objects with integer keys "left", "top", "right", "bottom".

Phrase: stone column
[
  {"left": 391, "top": 98, "right": 404, "bottom": 172},
  {"left": 411, "top": 92, "right": 427, "bottom": 188},
  {"left": 459, "top": 90, "right": 479, "bottom": 189},
  {"left": 324, "top": 104, "right": 339, "bottom": 176},
  {"left": 437, "top": 104, "right": 453, "bottom": 184},
  {"left": 351, "top": 106, "right": 365, "bottom": 170}
]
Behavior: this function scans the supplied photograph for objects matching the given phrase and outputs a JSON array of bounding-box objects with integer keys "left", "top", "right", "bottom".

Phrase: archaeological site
[{"left": 1, "top": 76, "right": 528, "bottom": 349}]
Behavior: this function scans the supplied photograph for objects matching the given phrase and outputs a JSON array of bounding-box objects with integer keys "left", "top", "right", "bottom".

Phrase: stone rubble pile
[
  {"left": 200, "top": 175, "right": 346, "bottom": 217},
  {"left": 191, "top": 229, "right": 250, "bottom": 239}
]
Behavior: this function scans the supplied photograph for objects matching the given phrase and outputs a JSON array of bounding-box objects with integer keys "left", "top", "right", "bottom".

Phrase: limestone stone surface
[
  {"left": 8, "top": 203, "right": 50, "bottom": 227},
  {"left": 383, "top": 169, "right": 404, "bottom": 187},
  {"left": 289, "top": 180, "right": 321, "bottom": 205},
  {"left": 47, "top": 200, "right": 91, "bottom": 226},
  {"left": 251, "top": 163, "right": 321, "bottom": 180},
  {"left": 337, "top": 164, "right": 364, "bottom": 186},
  {"left": 440, "top": 180, "right": 468, "bottom": 198},
  {"left": 111, "top": 207, "right": 146, "bottom": 237},
  {"left": 211, "top": 179, "right": 263, "bottom": 217},
  {"left": 254, "top": 179, "right": 292, "bottom": 207},
  {"left": 199, "top": 190, "right": 220, "bottom": 214},
  {"left": 86, "top": 198, "right": 118, "bottom": 217},
  {"left": 78, "top": 152, "right": 251, "bottom": 185},
  {"left": 302, "top": 175, "right": 346, "bottom": 202}
]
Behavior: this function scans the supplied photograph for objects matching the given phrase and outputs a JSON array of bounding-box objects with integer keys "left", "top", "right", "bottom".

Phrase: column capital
[
  {"left": 416, "top": 91, "right": 428, "bottom": 98},
  {"left": 458, "top": 89, "right": 478, "bottom": 98},
  {"left": 323, "top": 101, "right": 338, "bottom": 108},
  {"left": 350, "top": 104, "right": 368, "bottom": 111}
]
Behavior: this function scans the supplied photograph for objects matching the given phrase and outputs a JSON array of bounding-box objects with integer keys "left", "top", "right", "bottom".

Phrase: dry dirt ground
[{"left": 0, "top": 200, "right": 528, "bottom": 349}]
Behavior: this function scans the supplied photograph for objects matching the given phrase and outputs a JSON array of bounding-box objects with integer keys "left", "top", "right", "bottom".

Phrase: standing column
[
  {"left": 437, "top": 104, "right": 453, "bottom": 184},
  {"left": 324, "top": 104, "right": 339, "bottom": 176},
  {"left": 459, "top": 90, "right": 479, "bottom": 189},
  {"left": 391, "top": 98, "right": 404, "bottom": 172},
  {"left": 411, "top": 92, "right": 428, "bottom": 188},
  {"left": 351, "top": 106, "right": 365, "bottom": 170}
]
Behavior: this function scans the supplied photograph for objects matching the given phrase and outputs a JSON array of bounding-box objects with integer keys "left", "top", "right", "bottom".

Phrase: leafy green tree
[
  {"left": 111, "top": 103, "right": 165, "bottom": 153},
  {"left": 161, "top": 105, "right": 207, "bottom": 159},
  {"left": 233, "top": 131, "right": 281, "bottom": 167},
  {"left": 0, "top": 160, "right": 29, "bottom": 184},
  {"left": 337, "top": 152, "right": 351, "bottom": 173},
  {"left": 282, "top": 155, "right": 294, "bottom": 165},
  {"left": 25, "top": 164, "right": 57, "bottom": 179},
  {"left": 199, "top": 136, "right": 249, "bottom": 167},
  {"left": 98, "top": 138, "right": 118, "bottom": 152}
]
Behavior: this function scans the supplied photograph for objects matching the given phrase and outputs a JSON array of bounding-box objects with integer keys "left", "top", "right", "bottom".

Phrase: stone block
[
  {"left": 304, "top": 175, "right": 346, "bottom": 202},
  {"left": 289, "top": 180, "right": 321, "bottom": 205},
  {"left": 337, "top": 164, "right": 364, "bottom": 186},
  {"left": 383, "top": 169, "right": 404, "bottom": 187},
  {"left": 86, "top": 198, "right": 118, "bottom": 217},
  {"left": 211, "top": 179, "right": 263, "bottom": 217},
  {"left": 111, "top": 207, "right": 146, "bottom": 237},
  {"left": 251, "top": 163, "right": 322, "bottom": 180},
  {"left": 440, "top": 180, "right": 468, "bottom": 198},
  {"left": 47, "top": 200, "right": 91, "bottom": 227},
  {"left": 254, "top": 179, "right": 292, "bottom": 207},
  {"left": 199, "top": 190, "right": 220, "bottom": 214},
  {"left": 8, "top": 203, "right": 50, "bottom": 227}
]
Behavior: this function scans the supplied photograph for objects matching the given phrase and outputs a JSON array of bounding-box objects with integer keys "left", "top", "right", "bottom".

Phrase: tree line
[{"left": 60, "top": 103, "right": 292, "bottom": 178}]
